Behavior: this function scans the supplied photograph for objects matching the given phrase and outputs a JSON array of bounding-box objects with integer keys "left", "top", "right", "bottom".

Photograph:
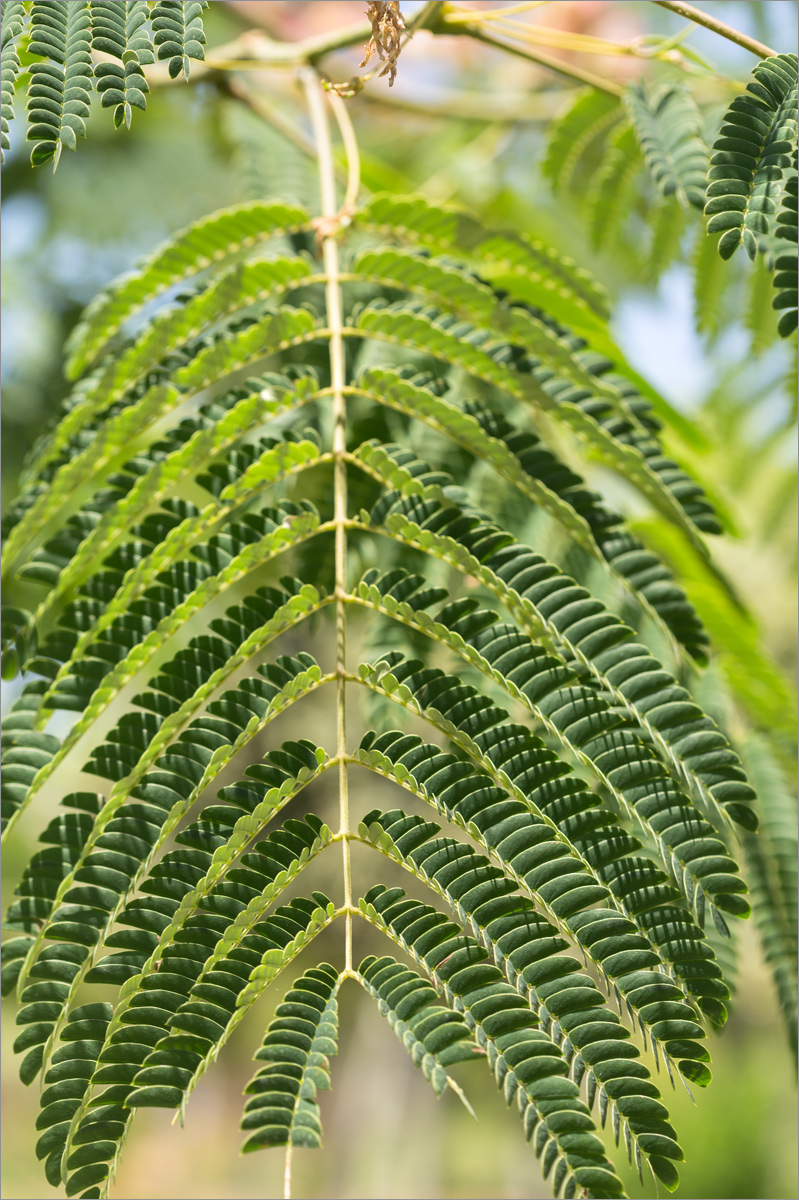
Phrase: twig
[
  {"left": 443, "top": 18, "right": 624, "bottom": 96},
  {"left": 653, "top": 0, "right": 777, "bottom": 59},
  {"left": 357, "top": 84, "right": 560, "bottom": 121}
]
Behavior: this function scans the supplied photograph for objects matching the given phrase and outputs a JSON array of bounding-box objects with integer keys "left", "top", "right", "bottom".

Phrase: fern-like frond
[
  {"left": 354, "top": 754, "right": 713, "bottom": 1067},
  {"left": 705, "top": 52, "right": 798, "bottom": 260},
  {"left": 24, "top": 433, "right": 323, "bottom": 707},
  {"left": 151, "top": 0, "right": 206, "bottom": 81},
  {"left": 0, "top": 0, "right": 26, "bottom": 162},
  {"left": 240, "top": 963, "right": 340, "bottom": 1151},
  {"left": 355, "top": 192, "right": 611, "bottom": 328},
  {"left": 373, "top": 618, "right": 742, "bottom": 923},
  {"left": 352, "top": 248, "right": 646, "bottom": 438},
  {"left": 354, "top": 302, "right": 716, "bottom": 551},
  {"left": 586, "top": 125, "right": 642, "bottom": 251},
  {"left": 3, "top": 567, "right": 329, "bottom": 836},
  {"left": 12, "top": 732, "right": 333, "bottom": 1104},
  {"left": 11, "top": 309, "right": 316, "bottom": 525},
  {"left": 353, "top": 651, "right": 737, "bottom": 1021},
  {"left": 356, "top": 479, "right": 755, "bottom": 836},
  {"left": 739, "top": 735, "right": 798, "bottom": 1059},
  {"left": 54, "top": 849, "right": 335, "bottom": 1189},
  {"left": 1, "top": 0, "right": 209, "bottom": 165},
  {"left": 3, "top": 163, "right": 765, "bottom": 1200},
  {"left": 55, "top": 887, "right": 337, "bottom": 1195},
  {"left": 772, "top": 148, "right": 798, "bottom": 337},
  {"left": 61, "top": 199, "right": 311, "bottom": 381},
  {"left": 26, "top": 1, "right": 93, "bottom": 169},
  {"left": 350, "top": 568, "right": 733, "bottom": 923},
  {"left": 646, "top": 200, "right": 687, "bottom": 282},
  {"left": 357, "top": 955, "right": 481, "bottom": 1109},
  {"left": 542, "top": 87, "right": 623, "bottom": 194},
  {"left": 357, "top": 805, "right": 691, "bottom": 1184},
  {"left": 91, "top": 2, "right": 153, "bottom": 130},
  {"left": 360, "top": 883, "right": 631, "bottom": 1198},
  {"left": 625, "top": 81, "right": 707, "bottom": 210},
  {"left": 350, "top": 411, "right": 708, "bottom": 659},
  {"left": 5, "top": 375, "right": 320, "bottom": 592}
]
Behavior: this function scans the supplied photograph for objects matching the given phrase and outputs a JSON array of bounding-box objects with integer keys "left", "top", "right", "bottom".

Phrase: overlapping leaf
[
  {"left": 705, "top": 52, "right": 798, "bottom": 261},
  {"left": 92, "top": 1, "right": 153, "bottom": 130},
  {"left": 625, "top": 82, "right": 707, "bottom": 210},
  {"left": 772, "top": 147, "right": 798, "bottom": 336},
  {"left": 1, "top": 0, "right": 25, "bottom": 162}
]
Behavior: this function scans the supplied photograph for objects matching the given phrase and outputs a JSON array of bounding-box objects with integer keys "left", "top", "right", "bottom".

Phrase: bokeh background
[{"left": 2, "top": 3, "right": 797, "bottom": 1197}]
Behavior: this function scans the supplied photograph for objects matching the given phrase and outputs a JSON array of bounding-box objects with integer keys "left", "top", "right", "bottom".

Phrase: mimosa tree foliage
[{"left": 1, "top": 4, "right": 796, "bottom": 1200}]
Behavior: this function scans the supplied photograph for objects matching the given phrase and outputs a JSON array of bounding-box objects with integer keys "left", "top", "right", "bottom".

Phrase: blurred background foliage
[{"left": 2, "top": 2, "right": 797, "bottom": 1197}]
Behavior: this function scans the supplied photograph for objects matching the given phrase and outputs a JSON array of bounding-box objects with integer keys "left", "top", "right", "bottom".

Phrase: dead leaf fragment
[{"left": 360, "top": 1, "right": 406, "bottom": 87}]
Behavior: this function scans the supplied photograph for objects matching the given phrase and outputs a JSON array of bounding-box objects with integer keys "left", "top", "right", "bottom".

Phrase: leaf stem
[
  {"left": 443, "top": 1, "right": 549, "bottom": 22},
  {"left": 284, "top": 1142, "right": 293, "bottom": 1200},
  {"left": 327, "top": 90, "right": 361, "bottom": 212},
  {"left": 302, "top": 68, "right": 354, "bottom": 972},
  {"left": 652, "top": 0, "right": 777, "bottom": 58}
]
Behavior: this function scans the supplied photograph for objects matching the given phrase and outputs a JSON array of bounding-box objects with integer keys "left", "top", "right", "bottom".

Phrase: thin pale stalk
[
  {"left": 446, "top": 19, "right": 624, "bottom": 96},
  {"left": 302, "top": 68, "right": 354, "bottom": 970},
  {"left": 284, "top": 1143, "right": 293, "bottom": 1200},
  {"left": 653, "top": 0, "right": 777, "bottom": 58},
  {"left": 327, "top": 90, "right": 361, "bottom": 212},
  {"left": 488, "top": 19, "right": 634, "bottom": 52},
  {"left": 444, "top": 1, "right": 549, "bottom": 21}
]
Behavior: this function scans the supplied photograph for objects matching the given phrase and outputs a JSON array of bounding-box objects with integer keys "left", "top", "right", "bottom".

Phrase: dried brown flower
[{"left": 360, "top": 1, "right": 406, "bottom": 87}]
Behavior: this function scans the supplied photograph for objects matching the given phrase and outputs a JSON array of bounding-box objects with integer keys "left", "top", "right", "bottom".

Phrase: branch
[
  {"left": 139, "top": 0, "right": 626, "bottom": 98},
  {"left": 653, "top": 0, "right": 777, "bottom": 59},
  {"left": 146, "top": 1, "right": 443, "bottom": 82},
  {"left": 138, "top": 23, "right": 375, "bottom": 86}
]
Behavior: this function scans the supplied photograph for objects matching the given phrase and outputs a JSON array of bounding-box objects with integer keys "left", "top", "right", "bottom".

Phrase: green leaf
[
  {"left": 26, "top": 2, "right": 92, "bottom": 170},
  {"left": 151, "top": 0, "right": 206, "bottom": 82},
  {"left": 625, "top": 81, "right": 708, "bottom": 210},
  {"left": 705, "top": 53, "right": 798, "bottom": 260},
  {"left": 240, "top": 964, "right": 339, "bottom": 1151},
  {"left": 63, "top": 200, "right": 310, "bottom": 380},
  {"left": 772, "top": 147, "right": 798, "bottom": 337},
  {"left": 542, "top": 87, "right": 623, "bottom": 194}
]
